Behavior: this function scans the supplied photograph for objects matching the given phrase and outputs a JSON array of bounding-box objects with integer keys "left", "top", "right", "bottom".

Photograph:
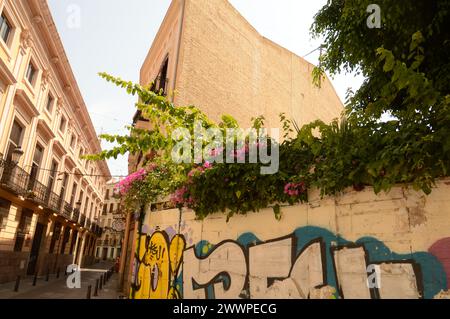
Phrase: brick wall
[{"left": 174, "top": 0, "right": 343, "bottom": 129}]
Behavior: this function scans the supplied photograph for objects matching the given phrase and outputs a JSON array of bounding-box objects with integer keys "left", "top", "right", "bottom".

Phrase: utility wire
[
  {"left": 302, "top": 45, "right": 326, "bottom": 58},
  {"left": 12, "top": 165, "right": 128, "bottom": 178}
]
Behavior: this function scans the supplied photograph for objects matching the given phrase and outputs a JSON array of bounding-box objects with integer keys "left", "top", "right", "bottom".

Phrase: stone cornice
[{"left": 25, "top": 0, "right": 111, "bottom": 179}]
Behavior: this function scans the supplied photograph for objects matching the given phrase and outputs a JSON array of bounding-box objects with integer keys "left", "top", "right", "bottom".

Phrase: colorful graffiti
[
  {"left": 429, "top": 237, "right": 450, "bottom": 290},
  {"left": 132, "top": 230, "right": 186, "bottom": 299},
  {"left": 132, "top": 226, "right": 448, "bottom": 299}
]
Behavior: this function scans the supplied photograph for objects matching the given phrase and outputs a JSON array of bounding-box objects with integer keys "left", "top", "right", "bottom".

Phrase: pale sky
[{"left": 47, "top": 0, "right": 364, "bottom": 177}]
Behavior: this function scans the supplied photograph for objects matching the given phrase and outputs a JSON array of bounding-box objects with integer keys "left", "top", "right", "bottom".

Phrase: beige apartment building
[
  {"left": 95, "top": 180, "right": 124, "bottom": 262},
  {"left": 0, "top": 0, "right": 110, "bottom": 283},
  {"left": 129, "top": 0, "right": 344, "bottom": 171}
]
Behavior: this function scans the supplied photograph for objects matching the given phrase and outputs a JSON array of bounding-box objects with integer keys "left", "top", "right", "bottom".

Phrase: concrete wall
[{"left": 130, "top": 178, "right": 450, "bottom": 299}]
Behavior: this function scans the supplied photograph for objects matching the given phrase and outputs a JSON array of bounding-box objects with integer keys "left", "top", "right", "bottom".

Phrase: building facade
[
  {"left": 129, "top": 0, "right": 344, "bottom": 171},
  {"left": 0, "top": 0, "right": 110, "bottom": 283},
  {"left": 95, "top": 181, "right": 125, "bottom": 262}
]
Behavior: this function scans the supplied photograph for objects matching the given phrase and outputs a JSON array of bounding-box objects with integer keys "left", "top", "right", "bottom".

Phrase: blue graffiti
[{"left": 185, "top": 226, "right": 446, "bottom": 299}]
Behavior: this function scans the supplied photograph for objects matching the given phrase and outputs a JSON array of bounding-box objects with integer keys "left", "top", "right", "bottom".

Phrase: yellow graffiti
[{"left": 133, "top": 231, "right": 186, "bottom": 299}]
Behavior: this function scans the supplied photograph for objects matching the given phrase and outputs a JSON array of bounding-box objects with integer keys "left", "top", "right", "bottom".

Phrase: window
[
  {"left": 25, "top": 61, "right": 36, "bottom": 84},
  {"left": 105, "top": 189, "right": 110, "bottom": 200},
  {"left": 83, "top": 197, "right": 89, "bottom": 215},
  {"left": 47, "top": 160, "right": 58, "bottom": 192},
  {"left": 45, "top": 94, "right": 54, "bottom": 113},
  {"left": 79, "top": 146, "right": 84, "bottom": 159},
  {"left": 102, "top": 204, "right": 107, "bottom": 215},
  {"left": 70, "top": 134, "right": 76, "bottom": 149},
  {"left": 60, "top": 227, "right": 70, "bottom": 254},
  {"left": 0, "top": 198, "right": 11, "bottom": 230},
  {"left": 59, "top": 173, "right": 68, "bottom": 207},
  {"left": 59, "top": 116, "right": 66, "bottom": 133},
  {"left": 6, "top": 120, "right": 24, "bottom": 162},
  {"left": 78, "top": 190, "right": 84, "bottom": 207},
  {"left": 69, "top": 182, "right": 77, "bottom": 206},
  {"left": 0, "top": 13, "right": 12, "bottom": 44},
  {"left": 28, "top": 144, "right": 44, "bottom": 189}
]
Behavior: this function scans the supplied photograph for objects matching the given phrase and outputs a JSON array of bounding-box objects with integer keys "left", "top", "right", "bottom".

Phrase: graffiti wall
[{"left": 130, "top": 179, "right": 450, "bottom": 299}]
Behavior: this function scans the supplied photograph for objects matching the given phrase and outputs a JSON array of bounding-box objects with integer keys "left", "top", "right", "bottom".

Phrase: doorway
[{"left": 27, "top": 223, "right": 45, "bottom": 275}]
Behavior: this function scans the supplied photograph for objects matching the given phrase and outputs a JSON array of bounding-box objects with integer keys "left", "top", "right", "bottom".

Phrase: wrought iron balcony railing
[
  {"left": 26, "top": 178, "right": 48, "bottom": 206},
  {"left": 61, "top": 202, "right": 73, "bottom": 220},
  {"left": 0, "top": 154, "right": 86, "bottom": 224},
  {"left": 0, "top": 159, "right": 30, "bottom": 195},
  {"left": 48, "top": 191, "right": 63, "bottom": 213},
  {"left": 72, "top": 208, "right": 80, "bottom": 224},
  {"left": 79, "top": 214, "right": 86, "bottom": 227}
]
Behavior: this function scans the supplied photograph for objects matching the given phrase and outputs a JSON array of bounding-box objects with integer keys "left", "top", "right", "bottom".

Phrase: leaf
[{"left": 273, "top": 204, "right": 282, "bottom": 221}]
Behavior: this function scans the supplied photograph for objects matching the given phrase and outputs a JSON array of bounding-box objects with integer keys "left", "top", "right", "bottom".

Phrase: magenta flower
[
  {"left": 203, "top": 161, "right": 213, "bottom": 169},
  {"left": 115, "top": 168, "right": 148, "bottom": 195},
  {"left": 284, "top": 182, "right": 306, "bottom": 197}
]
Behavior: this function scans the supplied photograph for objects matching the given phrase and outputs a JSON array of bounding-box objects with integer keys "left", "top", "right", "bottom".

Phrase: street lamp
[{"left": 10, "top": 146, "right": 24, "bottom": 165}]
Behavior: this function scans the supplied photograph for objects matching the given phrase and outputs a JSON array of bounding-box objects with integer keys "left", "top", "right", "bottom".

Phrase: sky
[{"left": 47, "top": 0, "right": 364, "bottom": 178}]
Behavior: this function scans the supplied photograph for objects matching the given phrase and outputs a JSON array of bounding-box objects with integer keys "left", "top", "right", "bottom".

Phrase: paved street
[{"left": 0, "top": 262, "right": 124, "bottom": 299}]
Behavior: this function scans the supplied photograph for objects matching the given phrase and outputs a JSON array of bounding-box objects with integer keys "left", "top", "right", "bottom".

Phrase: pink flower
[
  {"left": 284, "top": 182, "right": 306, "bottom": 197},
  {"left": 115, "top": 168, "right": 148, "bottom": 195},
  {"left": 203, "top": 161, "right": 213, "bottom": 169},
  {"left": 170, "top": 186, "right": 195, "bottom": 207}
]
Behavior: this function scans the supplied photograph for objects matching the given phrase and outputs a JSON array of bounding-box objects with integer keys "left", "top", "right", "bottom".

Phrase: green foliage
[
  {"left": 311, "top": 0, "right": 450, "bottom": 116},
  {"left": 89, "top": 1, "right": 450, "bottom": 220},
  {"left": 118, "top": 160, "right": 185, "bottom": 210}
]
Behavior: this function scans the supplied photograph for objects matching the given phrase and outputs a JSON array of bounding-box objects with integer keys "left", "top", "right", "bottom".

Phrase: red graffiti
[{"left": 429, "top": 238, "right": 450, "bottom": 289}]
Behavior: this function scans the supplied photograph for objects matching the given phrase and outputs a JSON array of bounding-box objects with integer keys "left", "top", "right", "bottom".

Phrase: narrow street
[{"left": 0, "top": 262, "right": 123, "bottom": 299}]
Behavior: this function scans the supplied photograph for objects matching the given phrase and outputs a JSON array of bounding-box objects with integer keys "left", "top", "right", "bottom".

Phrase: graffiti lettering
[{"left": 132, "top": 226, "right": 448, "bottom": 299}]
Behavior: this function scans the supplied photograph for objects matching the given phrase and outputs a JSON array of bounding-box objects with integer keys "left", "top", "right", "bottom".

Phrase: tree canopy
[{"left": 311, "top": 0, "right": 450, "bottom": 116}]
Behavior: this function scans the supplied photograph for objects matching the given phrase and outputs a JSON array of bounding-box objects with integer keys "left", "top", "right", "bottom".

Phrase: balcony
[
  {"left": 62, "top": 202, "right": 73, "bottom": 220},
  {"left": 0, "top": 154, "right": 83, "bottom": 225},
  {"left": 47, "top": 191, "right": 63, "bottom": 212},
  {"left": 0, "top": 159, "right": 30, "bottom": 195},
  {"left": 72, "top": 208, "right": 80, "bottom": 223},
  {"left": 79, "top": 214, "right": 86, "bottom": 227}
]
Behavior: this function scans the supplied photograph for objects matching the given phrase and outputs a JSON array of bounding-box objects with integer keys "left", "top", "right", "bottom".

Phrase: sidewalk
[{"left": 0, "top": 261, "right": 123, "bottom": 299}]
